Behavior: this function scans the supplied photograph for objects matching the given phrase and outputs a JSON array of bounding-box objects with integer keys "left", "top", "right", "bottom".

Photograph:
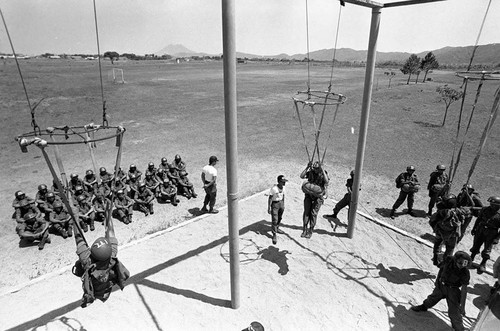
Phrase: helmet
[
  {"left": 75, "top": 185, "right": 83, "bottom": 192},
  {"left": 454, "top": 251, "right": 471, "bottom": 264},
  {"left": 129, "top": 164, "right": 136, "bottom": 171},
  {"left": 70, "top": 173, "right": 78, "bottom": 179},
  {"left": 46, "top": 192, "right": 55, "bottom": 199},
  {"left": 443, "top": 194, "right": 457, "bottom": 208},
  {"left": 138, "top": 182, "right": 146, "bottom": 188},
  {"left": 53, "top": 201, "right": 63, "bottom": 209},
  {"left": 77, "top": 195, "right": 86, "bottom": 202},
  {"left": 38, "top": 184, "right": 47, "bottom": 191},
  {"left": 86, "top": 169, "right": 94, "bottom": 176},
  {"left": 179, "top": 170, "right": 187, "bottom": 177},
  {"left": 24, "top": 212, "right": 36, "bottom": 222},
  {"left": 436, "top": 164, "right": 446, "bottom": 171},
  {"left": 90, "top": 237, "right": 112, "bottom": 261},
  {"left": 350, "top": 170, "right": 355, "bottom": 176},
  {"left": 129, "top": 174, "right": 136, "bottom": 180},
  {"left": 488, "top": 196, "right": 500, "bottom": 206},
  {"left": 463, "top": 184, "right": 474, "bottom": 191},
  {"left": 161, "top": 157, "right": 167, "bottom": 163},
  {"left": 148, "top": 162, "right": 154, "bottom": 168},
  {"left": 157, "top": 168, "right": 164, "bottom": 174},
  {"left": 175, "top": 154, "right": 181, "bottom": 161},
  {"left": 15, "top": 191, "right": 26, "bottom": 199},
  {"left": 406, "top": 165, "right": 415, "bottom": 172},
  {"left": 312, "top": 161, "right": 320, "bottom": 169},
  {"left": 117, "top": 189, "right": 124, "bottom": 195},
  {"left": 209, "top": 155, "right": 218, "bottom": 164},
  {"left": 99, "top": 167, "right": 107, "bottom": 174}
]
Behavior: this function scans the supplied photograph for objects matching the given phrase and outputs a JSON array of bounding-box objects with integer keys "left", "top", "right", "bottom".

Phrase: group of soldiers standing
[{"left": 12, "top": 154, "right": 198, "bottom": 249}]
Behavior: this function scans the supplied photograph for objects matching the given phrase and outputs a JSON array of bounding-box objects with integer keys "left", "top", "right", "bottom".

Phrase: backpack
[{"left": 430, "top": 209, "right": 462, "bottom": 235}]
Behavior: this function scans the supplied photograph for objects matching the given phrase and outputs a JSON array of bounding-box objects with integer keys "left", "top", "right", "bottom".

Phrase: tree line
[{"left": 400, "top": 52, "right": 439, "bottom": 84}]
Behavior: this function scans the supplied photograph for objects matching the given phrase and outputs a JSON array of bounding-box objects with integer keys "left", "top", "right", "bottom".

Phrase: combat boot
[
  {"left": 81, "top": 221, "right": 88, "bottom": 232},
  {"left": 477, "top": 258, "right": 488, "bottom": 274},
  {"left": 272, "top": 233, "right": 277, "bottom": 245},
  {"left": 67, "top": 226, "right": 73, "bottom": 237},
  {"left": 89, "top": 220, "right": 95, "bottom": 231},
  {"left": 38, "top": 235, "right": 48, "bottom": 250},
  {"left": 408, "top": 209, "right": 416, "bottom": 217},
  {"left": 61, "top": 230, "right": 68, "bottom": 239},
  {"left": 390, "top": 209, "right": 395, "bottom": 219},
  {"left": 301, "top": 226, "right": 307, "bottom": 238},
  {"left": 411, "top": 304, "right": 427, "bottom": 312}
]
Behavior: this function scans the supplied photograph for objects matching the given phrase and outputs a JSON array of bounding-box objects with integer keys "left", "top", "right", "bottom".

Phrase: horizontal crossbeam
[{"left": 342, "top": 0, "right": 446, "bottom": 9}]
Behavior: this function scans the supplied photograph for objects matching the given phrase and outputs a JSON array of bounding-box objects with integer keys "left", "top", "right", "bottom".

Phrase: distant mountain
[{"left": 155, "top": 43, "right": 500, "bottom": 66}]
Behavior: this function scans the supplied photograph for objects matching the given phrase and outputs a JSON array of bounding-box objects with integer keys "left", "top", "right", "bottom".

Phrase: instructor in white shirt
[{"left": 201, "top": 155, "right": 219, "bottom": 214}]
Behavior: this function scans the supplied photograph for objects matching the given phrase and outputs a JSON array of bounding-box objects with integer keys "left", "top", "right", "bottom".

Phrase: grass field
[{"left": 0, "top": 58, "right": 499, "bottom": 287}]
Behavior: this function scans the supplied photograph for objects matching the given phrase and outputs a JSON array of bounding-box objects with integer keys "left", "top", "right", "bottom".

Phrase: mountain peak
[{"left": 156, "top": 44, "right": 194, "bottom": 56}]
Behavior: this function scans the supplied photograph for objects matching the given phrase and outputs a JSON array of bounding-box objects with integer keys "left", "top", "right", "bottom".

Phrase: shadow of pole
[{"left": 6, "top": 220, "right": 267, "bottom": 331}]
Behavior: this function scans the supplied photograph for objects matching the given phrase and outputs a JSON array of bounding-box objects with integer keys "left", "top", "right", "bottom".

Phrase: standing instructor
[{"left": 201, "top": 155, "right": 219, "bottom": 214}]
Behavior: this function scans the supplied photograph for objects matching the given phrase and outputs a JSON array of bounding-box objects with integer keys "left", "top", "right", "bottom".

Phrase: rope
[
  {"left": 321, "top": 100, "right": 342, "bottom": 164},
  {"left": 293, "top": 100, "right": 311, "bottom": 161},
  {"left": 466, "top": 86, "right": 500, "bottom": 183},
  {"left": 0, "top": 8, "right": 41, "bottom": 135},
  {"left": 327, "top": 4, "right": 343, "bottom": 91},
  {"left": 466, "top": 0, "right": 492, "bottom": 71},
  {"left": 305, "top": 0, "right": 311, "bottom": 95},
  {"left": 92, "top": 0, "right": 108, "bottom": 126},
  {"left": 448, "top": 80, "right": 468, "bottom": 185}
]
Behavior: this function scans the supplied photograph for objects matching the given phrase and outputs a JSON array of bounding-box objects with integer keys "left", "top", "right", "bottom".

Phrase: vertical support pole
[
  {"left": 347, "top": 7, "right": 381, "bottom": 239},
  {"left": 221, "top": 0, "right": 240, "bottom": 309},
  {"left": 49, "top": 133, "right": 69, "bottom": 188},
  {"left": 105, "top": 128, "right": 125, "bottom": 230},
  {"left": 84, "top": 127, "right": 102, "bottom": 185}
]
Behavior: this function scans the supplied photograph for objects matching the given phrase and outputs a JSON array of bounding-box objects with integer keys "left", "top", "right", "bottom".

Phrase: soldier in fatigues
[
  {"left": 93, "top": 194, "right": 110, "bottom": 224},
  {"left": 76, "top": 194, "right": 95, "bottom": 232},
  {"left": 144, "top": 173, "right": 160, "bottom": 198},
  {"left": 427, "top": 164, "right": 449, "bottom": 216},
  {"left": 17, "top": 212, "right": 51, "bottom": 250},
  {"left": 83, "top": 169, "right": 98, "bottom": 194},
  {"left": 113, "top": 190, "right": 134, "bottom": 224},
  {"left": 49, "top": 201, "right": 73, "bottom": 238},
  {"left": 327, "top": 170, "right": 355, "bottom": 219},
  {"left": 390, "top": 166, "right": 420, "bottom": 219},
  {"left": 470, "top": 196, "right": 500, "bottom": 274},
  {"left": 134, "top": 182, "right": 154, "bottom": 216},
  {"left": 172, "top": 154, "right": 186, "bottom": 172},
  {"left": 429, "top": 194, "right": 472, "bottom": 266},
  {"left": 411, "top": 251, "right": 471, "bottom": 331},
  {"left": 300, "top": 161, "right": 329, "bottom": 239},
  {"left": 99, "top": 167, "right": 114, "bottom": 188},
  {"left": 159, "top": 180, "right": 180, "bottom": 206},
  {"left": 177, "top": 171, "right": 197, "bottom": 199},
  {"left": 128, "top": 164, "right": 142, "bottom": 182},
  {"left": 12, "top": 191, "right": 41, "bottom": 224},
  {"left": 69, "top": 173, "right": 84, "bottom": 193},
  {"left": 145, "top": 162, "right": 157, "bottom": 178}
]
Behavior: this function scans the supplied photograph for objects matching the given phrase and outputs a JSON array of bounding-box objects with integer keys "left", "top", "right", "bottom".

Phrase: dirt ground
[{"left": 0, "top": 183, "right": 496, "bottom": 331}]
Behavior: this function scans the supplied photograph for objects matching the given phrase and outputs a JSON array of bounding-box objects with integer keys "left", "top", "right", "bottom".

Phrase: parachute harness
[{"left": 293, "top": 1, "right": 346, "bottom": 165}]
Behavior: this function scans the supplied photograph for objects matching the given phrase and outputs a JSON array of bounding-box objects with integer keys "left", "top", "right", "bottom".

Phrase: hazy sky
[{"left": 0, "top": 0, "right": 498, "bottom": 56}]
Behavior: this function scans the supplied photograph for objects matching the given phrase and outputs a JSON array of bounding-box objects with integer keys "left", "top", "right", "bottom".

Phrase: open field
[{"left": 1, "top": 58, "right": 499, "bottom": 291}]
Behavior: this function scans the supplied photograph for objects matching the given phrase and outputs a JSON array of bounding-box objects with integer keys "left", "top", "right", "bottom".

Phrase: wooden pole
[
  {"left": 347, "top": 6, "right": 381, "bottom": 238},
  {"left": 221, "top": 0, "right": 240, "bottom": 309}
]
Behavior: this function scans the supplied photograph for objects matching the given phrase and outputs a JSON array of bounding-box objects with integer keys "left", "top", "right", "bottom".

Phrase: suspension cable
[
  {"left": 305, "top": 0, "right": 311, "bottom": 95},
  {"left": 92, "top": 0, "right": 108, "bottom": 126},
  {"left": 0, "top": 8, "right": 41, "bottom": 135},
  {"left": 328, "top": 4, "right": 343, "bottom": 91},
  {"left": 466, "top": 0, "right": 492, "bottom": 71}
]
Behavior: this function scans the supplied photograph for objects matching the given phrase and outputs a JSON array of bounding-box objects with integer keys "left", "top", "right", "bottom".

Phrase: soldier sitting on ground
[
  {"left": 83, "top": 169, "right": 98, "bottom": 194},
  {"left": 35, "top": 184, "right": 53, "bottom": 215},
  {"left": 52, "top": 179, "right": 67, "bottom": 198},
  {"left": 113, "top": 190, "right": 134, "bottom": 224},
  {"left": 99, "top": 167, "right": 114, "bottom": 188},
  {"left": 158, "top": 157, "right": 170, "bottom": 173},
  {"left": 159, "top": 180, "right": 180, "bottom": 206},
  {"left": 17, "top": 212, "right": 51, "bottom": 250},
  {"left": 74, "top": 185, "right": 92, "bottom": 204},
  {"left": 114, "top": 166, "right": 127, "bottom": 184},
  {"left": 172, "top": 154, "right": 186, "bottom": 172},
  {"left": 95, "top": 182, "right": 112, "bottom": 200},
  {"left": 76, "top": 194, "right": 95, "bottom": 232},
  {"left": 145, "top": 162, "right": 157, "bottom": 178},
  {"left": 134, "top": 182, "right": 155, "bottom": 216},
  {"left": 429, "top": 194, "right": 472, "bottom": 266},
  {"left": 167, "top": 164, "right": 181, "bottom": 186},
  {"left": 93, "top": 194, "right": 110, "bottom": 224},
  {"left": 69, "top": 173, "right": 85, "bottom": 193},
  {"left": 49, "top": 201, "right": 73, "bottom": 239},
  {"left": 128, "top": 164, "right": 142, "bottom": 182},
  {"left": 111, "top": 178, "right": 127, "bottom": 196},
  {"left": 12, "top": 190, "right": 42, "bottom": 225},
  {"left": 39, "top": 192, "right": 60, "bottom": 220},
  {"left": 145, "top": 173, "right": 160, "bottom": 198},
  {"left": 155, "top": 168, "right": 167, "bottom": 183},
  {"left": 127, "top": 174, "right": 139, "bottom": 199},
  {"left": 177, "top": 170, "right": 197, "bottom": 199}
]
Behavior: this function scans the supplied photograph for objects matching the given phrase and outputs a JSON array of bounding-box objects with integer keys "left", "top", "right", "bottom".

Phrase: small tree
[
  {"left": 104, "top": 51, "right": 119, "bottom": 64},
  {"left": 420, "top": 52, "right": 439, "bottom": 82},
  {"left": 401, "top": 54, "right": 421, "bottom": 84},
  {"left": 384, "top": 71, "right": 396, "bottom": 88},
  {"left": 436, "top": 85, "right": 463, "bottom": 126}
]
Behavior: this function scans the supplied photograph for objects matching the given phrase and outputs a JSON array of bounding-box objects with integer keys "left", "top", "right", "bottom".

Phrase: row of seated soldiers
[{"left": 12, "top": 155, "right": 197, "bottom": 249}]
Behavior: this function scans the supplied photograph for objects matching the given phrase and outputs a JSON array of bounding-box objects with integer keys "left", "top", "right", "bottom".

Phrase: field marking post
[
  {"left": 348, "top": 5, "right": 381, "bottom": 239},
  {"left": 222, "top": 0, "right": 240, "bottom": 309}
]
